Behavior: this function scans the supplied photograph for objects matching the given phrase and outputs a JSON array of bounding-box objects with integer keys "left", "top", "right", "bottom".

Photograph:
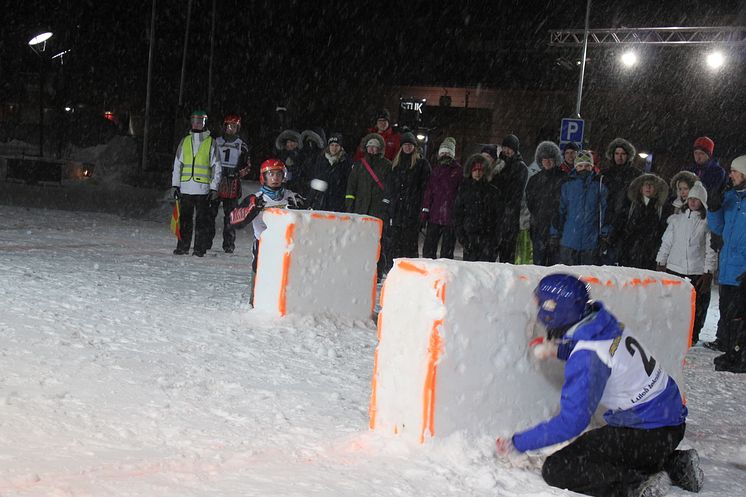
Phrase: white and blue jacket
[
  {"left": 513, "top": 302, "right": 687, "bottom": 453},
  {"left": 707, "top": 186, "right": 746, "bottom": 287}
]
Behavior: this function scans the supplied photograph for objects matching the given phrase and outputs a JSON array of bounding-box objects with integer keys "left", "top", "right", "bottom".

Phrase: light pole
[{"left": 28, "top": 31, "right": 53, "bottom": 157}]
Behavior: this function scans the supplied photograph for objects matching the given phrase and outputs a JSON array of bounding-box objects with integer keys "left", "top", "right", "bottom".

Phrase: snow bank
[
  {"left": 371, "top": 260, "right": 694, "bottom": 444},
  {"left": 254, "top": 208, "right": 383, "bottom": 319}
]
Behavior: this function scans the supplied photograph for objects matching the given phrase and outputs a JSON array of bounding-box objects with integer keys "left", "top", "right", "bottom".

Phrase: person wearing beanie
[
  {"left": 438, "top": 136, "right": 457, "bottom": 159},
  {"left": 560, "top": 142, "right": 579, "bottom": 174},
  {"left": 683, "top": 136, "right": 726, "bottom": 199},
  {"left": 526, "top": 141, "right": 566, "bottom": 265},
  {"left": 346, "top": 132, "right": 392, "bottom": 279},
  {"left": 488, "top": 134, "right": 528, "bottom": 262},
  {"left": 453, "top": 154, "right": 499, "bottom": 261},
  {"left": 171, "top": 109, "right": 222, "bottom": 257},
  {"left": 704, "top": 155, "right": 746, "bottom": 365},
  {"left": 550, "top": 150, "right": 610, "bottom": 265},
  {"left": 657, "top": 181, "right": 715, "bottom": 345},
  {"left": 421, "top": 139, "right": 463, "bottom": 260},
  {"left": 353, "top": 108, "right": 400, "bottom": 162},
  {"left": 382, "top": 135, "right": 431, "bottom": 269},
  {"left": 601, "top": 137, "right": 642, "bottom": 265},
  {"left": 618, "top": 173, "right": 669, "bottom": 270},
  {"left": 307, "top": 132, "right": 352, "bottom": 213}
]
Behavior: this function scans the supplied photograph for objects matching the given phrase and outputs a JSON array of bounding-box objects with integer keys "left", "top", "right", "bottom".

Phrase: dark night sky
[{"left": 1, "top": 0, "right": 744, "bottom": 156}]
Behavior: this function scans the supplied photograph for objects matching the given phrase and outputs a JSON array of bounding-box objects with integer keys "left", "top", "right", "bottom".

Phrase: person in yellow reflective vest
[{"left": 171, "top": 109, "right": 222, "bottom": 257}]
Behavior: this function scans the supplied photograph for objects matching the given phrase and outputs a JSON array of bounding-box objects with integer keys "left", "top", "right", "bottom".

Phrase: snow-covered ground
[{"left": 0, "top": 204, "right": 744, "bottom": 497}]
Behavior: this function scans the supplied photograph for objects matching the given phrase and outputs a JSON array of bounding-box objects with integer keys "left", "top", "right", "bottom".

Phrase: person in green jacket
[{"left": 346, "top": 132, "right": 392, "bottom": 278}]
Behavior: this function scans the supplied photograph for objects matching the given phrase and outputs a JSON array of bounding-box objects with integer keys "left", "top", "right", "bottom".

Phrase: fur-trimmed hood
[
  {"left": 534, "top": 141, "right": 562, "bottom": 166},
  {"left": 275, "top": 129, "right": 302, "bottom": 151},
  {"left": 359, "top": 132, "right": 385, "bottom": 154},
  {"left": 463, "top": 153, "right": 491, "bottom": 178},
  {"left": 605, "top": 138, "right": 636, "bottom": 165},
  {"left": 301, "top": 128, "right": 326, "bottom": 149},
  {"left": 669, "top": 170, "right": 698, "bottom": 192},
  {"left": 627, "top": 173, "right": 669, "bottom": 208}
]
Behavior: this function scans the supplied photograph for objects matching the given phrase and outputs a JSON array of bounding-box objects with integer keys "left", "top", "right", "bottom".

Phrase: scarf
[{"left": 260, "top": 185, "right": 285, "bottom": 201}]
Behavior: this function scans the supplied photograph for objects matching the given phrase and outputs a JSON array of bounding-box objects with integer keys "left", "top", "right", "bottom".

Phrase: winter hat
[
  {"left": 502, "top": 134, "right": 520, "bottom": 153},
  {"left": 400, "top": 132, "right": 417, "bottom": 146},
  {"left": 562, "top": 141, "right": 580, "bottom": 152},
  {"left": 687, "top": 181, "right": 708, "bottom": 209},
  {"left": 693, "top": 136, "right": 715, "bottom": 157},
  {"left": 438, "top": 137, "right": 457, "bottom": 158},
  {"left": 575, "top": 150, "right": 594, "bottom": 166},
  {"left": 376, "top": 108, "right": 391, "bottom": 122},
  {"left": 327, "top": 132, "right": 343, "bottom": 145},
  {"left": 366, "top": 138, "right": 381, "bottom": 148},
  {"left": 731, "top": 155, "right": 746, "bottom": 176},
  {"left": 481, "top": 144, "right": 498, "bottom": 160}
]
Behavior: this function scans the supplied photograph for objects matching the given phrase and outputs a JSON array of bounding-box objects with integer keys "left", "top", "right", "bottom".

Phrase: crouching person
[
  {"left": 496, "top": 274, "right": 703, "bottom": 497},
  {"left": 230, "top": 159, "right": 305, "bottom": 305}
]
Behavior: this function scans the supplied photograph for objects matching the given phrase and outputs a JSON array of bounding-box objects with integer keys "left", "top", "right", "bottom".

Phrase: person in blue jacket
[
  {"left": 495, "top": 274, "right": 703, "bottom": 497},
  {"left": 550, "top": 151, "right": 610, "bottom": 265},
  {"left": 706, "top": 155, "right": 746, "bottom": 371}
]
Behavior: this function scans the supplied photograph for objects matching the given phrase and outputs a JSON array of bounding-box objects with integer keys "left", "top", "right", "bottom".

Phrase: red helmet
[
  {"left": 223, "top": 114, "right": 241, "bottom": 126},
  {"left": 259, "top": 158, "right": 286, "bottom": 185}
]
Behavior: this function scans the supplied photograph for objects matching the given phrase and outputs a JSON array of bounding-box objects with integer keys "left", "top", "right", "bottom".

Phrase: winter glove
[
  {"left": 710, "top": 233, "right": 724, "bottom": 252},
  {"left": 548, "top": 236, "right": 560, "bottom": 252},
  {"left": 288, "top": 193, "right": 306, "bottom": 209},
  {"left": 696, "top": 273, "right": 713, "bottom": 293},
  {"left": 528, "top": 337, "right": 558, "bottom": 361},
  {"left": 172, "top": 186, "right": 180, "bottom": 199},
  {"left": 656, "top": 264, "right": 667, "bottom": 272},
  {"left": 208, "top": 190, "right": 218, "bottom": 202},
  {"left": 254, "top": 194, "right": 266, "bottom": 210}
]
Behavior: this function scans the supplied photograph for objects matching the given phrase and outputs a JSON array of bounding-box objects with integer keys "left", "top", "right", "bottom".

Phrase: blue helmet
[{"left": 535, "top": 273, "right": 590, "bottom": 336}]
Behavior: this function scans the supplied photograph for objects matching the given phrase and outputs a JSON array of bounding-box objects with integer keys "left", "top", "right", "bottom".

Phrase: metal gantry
[{"left": 550, "top": 26, "right": 746, "bottom": 47}]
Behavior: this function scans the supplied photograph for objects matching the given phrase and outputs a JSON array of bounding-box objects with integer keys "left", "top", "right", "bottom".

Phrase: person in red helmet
[
  {"left": 171, "top": 109, "right": 221, "bottom": 257},
  {"left": 229, "top": 159, "right": 305, "bottom": 304},
  {"left": 208, "top": 114, "right": 251, "bottom": 253}
]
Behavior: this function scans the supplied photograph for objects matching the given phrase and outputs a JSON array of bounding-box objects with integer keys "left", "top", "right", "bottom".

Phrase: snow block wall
[
  {"left": 254, "top": 208, "right": 383, "bottom": 319},
  {"left": 370, "top": 260, "right": 695, "bottom": 444}
]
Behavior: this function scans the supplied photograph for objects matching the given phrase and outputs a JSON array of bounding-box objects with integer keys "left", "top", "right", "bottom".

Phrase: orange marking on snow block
[
  {"left": 394, "top": 425, "right": 398, "bottom": 435},
  {"left": 582, "top": 276, "right": 601, "bottom": 285},
  {"left": 624, "top": 277, "right": 658, "bottom": 288},
  {"left": 265, "top": 207, "right": 290, "bottom": 215},
  {"left": 434, "top": 280, "right": 446, "bottom": 304},
  {"left": 369, "top": 345, "right": 379, "bottom": 430},
  {"left": 660, "top": 279, "right": 683, "bottom": 286},
  {"left": 277, "top": 223, "right": 296, "bottom": 316},
  {"left": 687, "top": 287, "right": 696, "bottom": 348},
  {"left": 339, "top": 215, "right": 351, "bottom": 221},
  {"left": 519, "top": 275, "right": 530, "bottom": 281},
  {"left": 420, "top": 319, "right": 443, "bottom": 443},
  {"left": 398, "top": 260, "right": 428, "bottom": 275}
]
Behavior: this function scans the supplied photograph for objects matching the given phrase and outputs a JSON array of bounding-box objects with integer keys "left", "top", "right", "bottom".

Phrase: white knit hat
[
  {"left": 438, "top": 137, "right": 457, "bottom": 158},
  {"left": 687, "top": 181, "right": 708, "bottom": 209},
  {"left": 731, "top": 155, "right": 746, "bottom": 176}
]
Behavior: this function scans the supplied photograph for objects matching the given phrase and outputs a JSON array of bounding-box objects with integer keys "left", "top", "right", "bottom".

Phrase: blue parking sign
[{"left": 560, "top": 118, "right": 584, "bottom": 146}]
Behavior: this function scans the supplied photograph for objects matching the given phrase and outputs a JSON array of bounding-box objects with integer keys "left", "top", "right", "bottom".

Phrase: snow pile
[
  {"left": 65, "top": 135, "right": 139, "bottom": 184},
  {"left": 254, "top": 208, "right": 383, "bottom": 319},
  {"left": 371, "top": 260, "right": 694, "bottom": 444}
]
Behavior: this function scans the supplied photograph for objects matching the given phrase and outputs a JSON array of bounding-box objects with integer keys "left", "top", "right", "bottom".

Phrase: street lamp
[
  {"left": 706, "top": 51, "right": 725, "bottom": 70},
  {"left": 621, "top": 50, "right": 638, "bottom": 67},
  {"left": 28, "top": 31, "right": 53, "bottom": 157}
]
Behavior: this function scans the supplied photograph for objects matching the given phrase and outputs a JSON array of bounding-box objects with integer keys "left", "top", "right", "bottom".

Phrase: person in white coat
[
  {"left": 171, "top": 110, "right": 222, "bottom": 257},
  {"left": 656, "top": 182, "right": 715, "bottom": 345}
]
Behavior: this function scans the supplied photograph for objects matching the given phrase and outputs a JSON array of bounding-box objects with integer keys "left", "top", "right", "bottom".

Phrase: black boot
[
  {"left": 715, "top": 320, "right": 746, "bottom": 373},
  {"left": 665, "top": 449, "right": 704, "bottom": 492}
]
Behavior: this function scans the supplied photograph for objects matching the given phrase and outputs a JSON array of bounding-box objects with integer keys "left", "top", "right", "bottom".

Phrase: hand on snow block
[
  {"left": 495, "top": 437, "right": 516, "bottom": 457},
  {"left": 528, "top": 337, "right": 558, "bottom": 361}
]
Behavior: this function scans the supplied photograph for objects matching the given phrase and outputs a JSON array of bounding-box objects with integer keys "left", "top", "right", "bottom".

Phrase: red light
[{"left": 104, "top": 111, "right": 115, "bottom": 122}]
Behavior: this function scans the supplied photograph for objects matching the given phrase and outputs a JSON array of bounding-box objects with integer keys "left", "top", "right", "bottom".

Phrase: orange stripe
[
  {"left": 420, "top": 319, "right": 443, "bottom": 443},
  {"left": 369, "top": 345, "right": 379, "bottom": 430},
  {"left": 687, "top": 286, "right": 696, "bottom": 348},
  {"left": 660, "top": 279, "right": 683, "bottom": 286},
  {"left": 277, "top": 223, "right": 296, "bottom": 316},
  {"left": 398, "top": 260, "right": 428, "bottom": 275},
  {"left": 265, "top": 207, "right": 290, "bottom": 215}
]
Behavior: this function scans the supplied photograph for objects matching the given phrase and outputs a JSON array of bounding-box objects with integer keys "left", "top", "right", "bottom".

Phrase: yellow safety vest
[{"left": 180, "top": 135, "right": 213, "bottom": 184}]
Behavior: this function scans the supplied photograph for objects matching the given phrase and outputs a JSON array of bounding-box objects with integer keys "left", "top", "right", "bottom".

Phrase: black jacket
[
  {"left": 454, "top": 178, "right": 499, "bottom": 238},
  {"left": 308, "top": 151, "right": 352, "bottom": 212},
  {"left": 602, "top": 164, "right": 642, "bottom": 243},
  {"left": 490, "top": 153, "right": 528, "bottom": 239},
  {"left": 383, "top": 154, "right": 431, "bottom": 227},
  {"left": 526, "top": 166, "right": 566, "bottom": 237}
]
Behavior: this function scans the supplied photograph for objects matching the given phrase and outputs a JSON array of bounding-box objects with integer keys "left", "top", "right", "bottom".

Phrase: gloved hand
[
  {"left": 548, "top": 236, "right": 560, "bottom": 252},
  {"left": 495, "top": 437, "right": 517, "bottom": 457},
  {"left": 254, "top": 194, "right": 266, "bottom": 210},
  {"left": 598, "top": 236, "right": 610, "bottom": 255},
  {"left": 288, "top": 193, "right": 306, "bottom": 209},
  {"left": 208, "top": 190, "right": 218, "bottom": 202},
  {"left": 710, "top": 234, "right": 724, "bottom": 252},
  {"left": 696, "top": 272, "right": 713, "bottom": 293},
  {"left": 419, "top": 210, "right": 429, "bottom": 224},
  {"left": 172, "top": 186, "right": 180, "bottom": 199},
  {"left": 528, "top": 336, "right": 558, "bottom": 360},
  {"left": 656, "top": 264, "right": 667, "bottom": 272}
]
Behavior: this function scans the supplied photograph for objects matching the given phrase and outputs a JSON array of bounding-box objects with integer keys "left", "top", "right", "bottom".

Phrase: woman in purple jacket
[{"left": 420, "top": 137, "right": 462, "bottom": 259}]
